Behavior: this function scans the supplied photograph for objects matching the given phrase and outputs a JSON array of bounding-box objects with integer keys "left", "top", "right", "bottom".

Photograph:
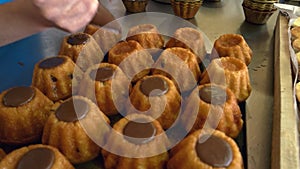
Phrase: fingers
[{"left": 33, "top": 0, "right": 99, "bottom": 32}]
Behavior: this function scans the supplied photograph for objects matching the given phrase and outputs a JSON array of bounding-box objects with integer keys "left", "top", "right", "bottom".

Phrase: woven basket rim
[
  {"left": 171, "top": 0, "right": 203, "bottom": 2},
  {"left": 243, "top": 0, "right": 275, "bottom": 11},
  {"left": 242, "top": 4, "right": 277, "bottom": 12},
  {"left": 171, "top": 1, "right": 203, "bottom": 6},
  {"left": 251, "top": 0, "right": 278, "bottom": 4}
]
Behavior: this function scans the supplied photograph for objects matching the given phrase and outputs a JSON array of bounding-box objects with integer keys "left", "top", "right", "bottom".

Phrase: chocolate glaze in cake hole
[
  {"left": 17, "top": 148, "right": 55, "bottom": 169},
  {"left": 55, "top": 98, "right": 89, "bottom": 122},
  {"left": 67, "top": 33, "right": 89, "bottom": 46},
  {"left": 196, "top": 135, "right": 233, "bottom": 167},
  {"left": 123, "top": 119, "right": 156, "bottom": 144},
  {"left": 39, "top": 57, "right": 65, "bottom": 69},
  {"left": 140, "top": 76, "right": 169, "bottom": 97},
  {"left": 3, "top": 86, "right": 35, "bottom": 107},
  {"left": 199, "top": 86, "right": 227, "bottom": 105},
  {"left": 89, "top": 67, "right": 115, "bottom": 82}
]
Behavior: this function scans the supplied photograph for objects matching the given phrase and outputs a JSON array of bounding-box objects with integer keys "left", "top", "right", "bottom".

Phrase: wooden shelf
[{"left": 272, "top": 14, "right": 300, "bottom": 169}]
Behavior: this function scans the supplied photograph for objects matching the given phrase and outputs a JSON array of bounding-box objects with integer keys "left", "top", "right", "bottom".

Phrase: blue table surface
[
  {"left": 0, "top": 0, "right": 11, "bottom": 4},
  {"left": 0, "top": 28, "right": 67, "bottom": 92}
]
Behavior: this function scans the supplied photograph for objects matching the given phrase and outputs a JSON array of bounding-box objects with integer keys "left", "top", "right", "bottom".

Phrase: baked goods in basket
[
  {"left": 126, "top": 24, "right": 165, "bottom": 49},
  {"left": 102, "top": 114, "right": 169, "bottom": 169},
  {"left": 166, "top": 27, "right": 206, "bottom": 63},
  {"left": 296, "top": 52, "right": 300, "bottom": 65},
  {"left": 0, "top": 144, "right": 74, "bottom": 169},
  {"left": 182, "top": 83, "right": 243, "bottom": 138},
  {"left": 32, "top": 56, "right": 83, "bottom": 101},
  {"left": 59, "top": 32, "right": 104, "bottom": 71},
  {"left": 42, "top": 96, "right": 110, "bottom": 164},
  {"left": 291, "top": 27, "right": 300, "bottom": 41},
  {"left": 293, "top": 38, "right": 300, "bottom": 53},
  {"left": 167, "top": 129, "right": 244, "bottom": 169},
  {"left": 295, "top": 82, "right": 300, "bottom": 103},
  {"left": 128, "top": 75, "right": 181, "bottom": 129},
  {"left": 292, "top": 17, "right": 300, "bottom": 27},
  {"left": 78, "top": 63, "right": 131, "bottom": 116},
  {"left": 211, "top": 34, "right": 252, "bottom": 65},
  {"left": 200, "top": 57, "right": 252, "bottom": 102},
  {"left": 152, "top": 47, "right": 201, "bottom": 93},
  {"left": 0, "top": 86, "right": 53, "bottom": 145},
  {"left": 108, "top": 40, "right": 154, "bottom": 83}
]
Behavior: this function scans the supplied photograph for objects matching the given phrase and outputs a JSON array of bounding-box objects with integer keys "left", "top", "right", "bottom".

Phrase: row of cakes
[{"left": 0, "top": 23, "right": 252, "bottom": 168}]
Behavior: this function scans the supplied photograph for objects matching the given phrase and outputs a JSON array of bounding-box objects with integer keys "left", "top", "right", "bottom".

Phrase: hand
[{"left": 32, "top": 0, "right": 99, "bottom": 32}]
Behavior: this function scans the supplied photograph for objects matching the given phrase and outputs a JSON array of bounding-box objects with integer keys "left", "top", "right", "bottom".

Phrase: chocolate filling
[
  {"left": 55, "top": 98, "right": 89, "bottom": 122},
  {"left": 17, "top": 148, "right": 54, "bottom": 169},
  {"left": 140, "top": 77, "right": 169, "bottom": 97},
  {"left": 39, "top": 57, "right": 65, "bottom": 69},
  {"left": 199, "top": 86, "right": 227, "bottom": 105},
  {"left": 90, "top": 67, "right": 115, "bottom": 82},
  {"left": 67, "top": 33, "right": 89, "bottom": 45},
  {"left": 123, "top": 120, "right": 156, "bottom": 144},
  {"left": 3, "top": 86, "right": 35, "bottom": 107},
  {"left": 196, "top": 135, "right": 233, "bottom": 167}
]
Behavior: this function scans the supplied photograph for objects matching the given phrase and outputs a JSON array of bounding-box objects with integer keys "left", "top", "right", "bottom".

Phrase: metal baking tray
[{"left": 0, "top": 13, "right": 247, "bottom": 169}]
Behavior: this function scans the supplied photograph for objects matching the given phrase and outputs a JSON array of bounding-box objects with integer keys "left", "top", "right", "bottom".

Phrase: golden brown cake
[
  {"left": 84, "top": 24, "right": 100, "bottom": 35},
  {"left": 32, "top": 55, "right": 83, "bottom": 101},
  {"left": 58, "top": 32, "right": 104, "bottom": 71},
  {"left": 102, "top": 114, "right": 169, "bottom": 169},
  {"left": 42, "top": 96, "right": 110, "bottom": 164},
  {"left": 84, "top": 24, "right": 122, "bottom": 54},
  {"left": 128, "top": 74, "right": 181, "bottom": 129},
  {"left": 200, "top": 57, "right": 252, "bottom": 102},
  {"left": 211, "top": 34, "right": 252, "bottom": 66},
  {"left": 78, "top": 63, "right": 131, "bottom": 116},
  {"left": 167, "top": 129, "right": 244, "bottom": 169},
  {"left": 293, "top": 38, "right": 300, "bottom": 53},
  {"left": 182, "top": 83, "right": 243, "bottom": 138},
  {"left": 0, "top": 148, "right": 6, "bottom": 161},
  {"left": 0, "top": 86, "right": 53, "bottom": 145},
  {"left": 0, "top": 144, "right": 74, "bottom": 169},
  {"left": 108, "top": 40, "right": 154, "bottom": 83},
  {"left": 152, "top": 47, "right": 201, "bottom": 93},
  {"left": 166, "top": 27, "right": 206, "bottom": 63},
  {"left": 126, "top": 24, "right": 164, "bottom": 49}
]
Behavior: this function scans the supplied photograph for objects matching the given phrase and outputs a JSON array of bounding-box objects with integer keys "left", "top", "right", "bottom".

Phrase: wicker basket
[
  {"left": 170, "top": 0, "right": 203, "bottom": 19},
  {"left": 243, "top": 4, "right": 277, "bottom": 24},
  {"left": 122, "top": 0, "right": 148, "bottom": 13},
  {"left": 252, "top": 0, "right": 278, "bottom": 3},
  {"left": 243, "top": 0, "right": 276, "bottom": 11}
]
